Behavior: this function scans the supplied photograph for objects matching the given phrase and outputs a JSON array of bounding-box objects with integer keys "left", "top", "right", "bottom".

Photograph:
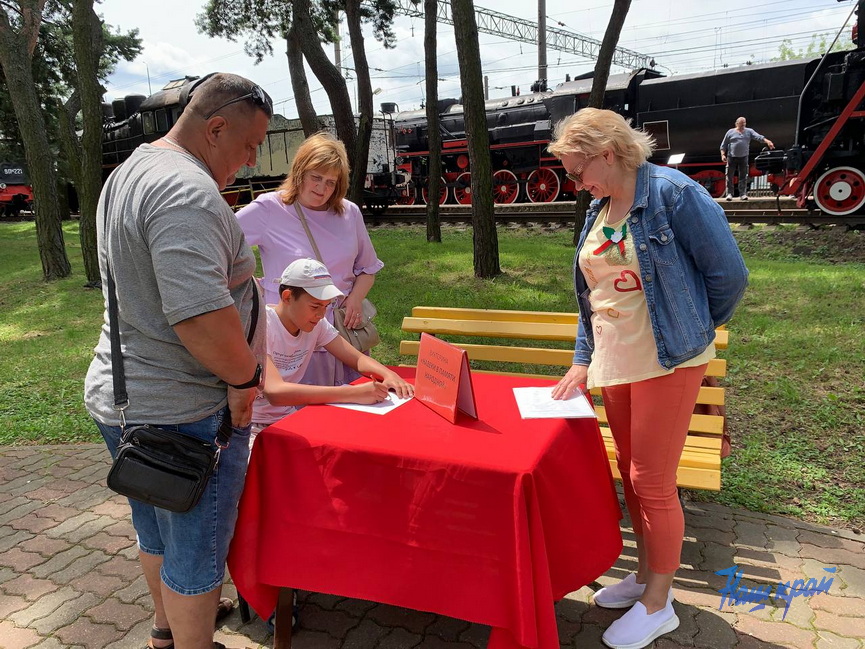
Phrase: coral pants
[{"left": 601, "top": 364, "right": 707, "bottom": 574}]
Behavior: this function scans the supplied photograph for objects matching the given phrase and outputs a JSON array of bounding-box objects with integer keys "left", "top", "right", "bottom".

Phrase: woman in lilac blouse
[{"left": 236, "top": 132, "right": 384, "bottom": 386}]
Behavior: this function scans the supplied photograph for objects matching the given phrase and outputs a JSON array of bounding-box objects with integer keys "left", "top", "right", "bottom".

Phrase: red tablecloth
[{"left": 228, "top": 369, "right": 622, "bottom": 649}]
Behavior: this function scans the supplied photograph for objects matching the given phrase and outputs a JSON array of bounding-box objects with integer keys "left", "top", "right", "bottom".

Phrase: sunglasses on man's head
[{"left": 202, "top": 85, "right": 273, "bottom": 120}]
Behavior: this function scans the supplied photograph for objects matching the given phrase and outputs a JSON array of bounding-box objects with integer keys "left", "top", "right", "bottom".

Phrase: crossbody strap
[
  {"left": 294, "top": 202, "right": 324, "bottom": 263},
  {"left": 102, "top": 171, "right": 131, "bottom": 415},
  {"left": 104, "top": 188, "right": 259, "bottom": 445}
]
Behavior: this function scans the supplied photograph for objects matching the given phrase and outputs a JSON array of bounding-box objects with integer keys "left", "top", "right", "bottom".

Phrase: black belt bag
[{"left": 107, "top": 421, "right": 228, "bottom": 513}]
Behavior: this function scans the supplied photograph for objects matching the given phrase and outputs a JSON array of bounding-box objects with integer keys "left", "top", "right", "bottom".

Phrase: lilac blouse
[{"left": 236, "top": 192, "right": 384, "bottom": 306}]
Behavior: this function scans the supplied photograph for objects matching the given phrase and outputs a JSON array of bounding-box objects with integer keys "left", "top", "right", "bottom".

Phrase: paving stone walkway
[{"left": 1, "top": 445, "right": 863, "bottom": 649}]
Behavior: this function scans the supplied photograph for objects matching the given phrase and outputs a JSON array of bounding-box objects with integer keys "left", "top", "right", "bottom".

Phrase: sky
[{"left": 96, "top": 0, "right": 854, "bottom": 119}]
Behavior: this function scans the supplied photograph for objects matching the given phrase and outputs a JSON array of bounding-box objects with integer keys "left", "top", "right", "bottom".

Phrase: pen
[{"left": 361, "top": 372, "right": 384, "bottom": 382}]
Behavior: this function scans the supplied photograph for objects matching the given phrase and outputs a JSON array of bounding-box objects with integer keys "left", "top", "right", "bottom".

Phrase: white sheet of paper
[
  {"left": 512, "top": 386, "right": 597, "bottom": 419},
  {"left": 324, "top": 392, "right": 413, "bottom": 416}
]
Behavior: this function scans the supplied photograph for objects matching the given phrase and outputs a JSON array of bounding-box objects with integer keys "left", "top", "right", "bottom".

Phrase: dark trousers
[{"left": 725, "top": 156, "right": 749, "bottom": 197}]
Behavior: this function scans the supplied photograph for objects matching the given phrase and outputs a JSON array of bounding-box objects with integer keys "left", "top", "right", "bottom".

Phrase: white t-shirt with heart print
[{"left": 579, "top": 204, "right": 714, "bottom": 388}]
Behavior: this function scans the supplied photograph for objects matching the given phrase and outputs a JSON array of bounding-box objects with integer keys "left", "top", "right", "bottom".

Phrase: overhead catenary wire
[{"left": 105, "top": 0, "right": 853, "bottom": 116}]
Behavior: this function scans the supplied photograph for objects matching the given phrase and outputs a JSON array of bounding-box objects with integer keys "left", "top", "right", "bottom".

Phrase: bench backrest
[{"left": 400, "top": 306, "right": 728, "bottom": 491}]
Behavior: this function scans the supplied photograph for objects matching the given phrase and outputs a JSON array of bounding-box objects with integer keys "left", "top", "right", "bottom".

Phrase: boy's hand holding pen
[
  {"left": 352, "top": 378, "right": 390, "bottom": 404},
  {"left": 361, "top": 371, "right": 415, "bottom": 400}
]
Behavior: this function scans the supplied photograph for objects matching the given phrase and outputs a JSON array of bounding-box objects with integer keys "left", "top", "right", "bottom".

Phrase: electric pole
[{"left": 538, "top": 0, "right": 547, "bottom": 88}]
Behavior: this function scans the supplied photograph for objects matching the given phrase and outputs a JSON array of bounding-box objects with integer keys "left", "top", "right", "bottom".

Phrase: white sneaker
[
  {"left": 740, "top": 195, "right": 748, "bottom": 200},
  {"left": 602, "top": 600, "right": 679, "bottom": 649},
  {"left": 725, "top": 194, "right": 733, "bottom": 201},
  {"left": 593, "top": 573, "right": 646, "bottom": 609}
]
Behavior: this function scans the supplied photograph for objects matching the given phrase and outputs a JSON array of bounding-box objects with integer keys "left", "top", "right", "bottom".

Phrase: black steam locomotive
[
  {"left": 390, "top": 58, "right": 818, "bottom": 205},
  {"left": 753, "top": 0, "right": 865, "bottom": 217},
  {"left": 755, "top": 50, "right": 865, "bottom": 216},
  {"left": 101, "top": 77, "right": 395, "bottom": 208},
  {"left": 102, "top": 22, "right": 865, "bottom": 217}
]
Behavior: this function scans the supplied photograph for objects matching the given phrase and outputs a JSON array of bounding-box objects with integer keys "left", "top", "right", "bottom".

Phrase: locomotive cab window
[
  {"left": 642, "top": 120, "right": 670, "bottom": 151},
  {"left": 155, "top": 108, "right": 169, "bottom": 133},
  {"left": 142, "top": 112, "right": 155, "bottom": 135}
]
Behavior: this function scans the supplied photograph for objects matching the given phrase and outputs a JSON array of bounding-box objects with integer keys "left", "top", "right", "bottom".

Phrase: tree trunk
[
  {"left": 293, "top": 0, "right": 358, "bottom": 200},
  {"left": 71, "top": 0, "right": 105, "bottom": 286},
  {"left": 285, "top": 26, "right": 320, "bottom": 137},
  {"left": 572, "top": 192, "right": 591, "bottom": 245},
  {"left": 424, "top": 0, "right": 442, "bottom": 243},
  {"left": 452, "top": 0, "right": 499, "bottom": 278},
  {"left": 0, "top": 3, "right": 71, "bottom": 281},
  {"left": 345, "top": 0, "right": 372, "bottom": 204},
  {"left": 587, "top": 0, "right": 632, "bottom": 108},
  {"left": 58, "top": 92, "right": 83, "bottom": 187},
  {"left": 575, "top": 0, "right": 632, "bottom": 244}
]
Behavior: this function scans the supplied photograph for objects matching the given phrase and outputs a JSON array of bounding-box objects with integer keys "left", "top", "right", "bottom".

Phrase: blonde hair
[
  {"left": 279, "top": 132, "right": 350, "bottom": 214},
  {"left": 547, "top": 108, "right": 654, "bottom": 171}
]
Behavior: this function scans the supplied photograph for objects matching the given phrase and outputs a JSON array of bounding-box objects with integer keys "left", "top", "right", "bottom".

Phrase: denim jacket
[{"left": 573, "top": 162, "right": 749, "bottom": 369}]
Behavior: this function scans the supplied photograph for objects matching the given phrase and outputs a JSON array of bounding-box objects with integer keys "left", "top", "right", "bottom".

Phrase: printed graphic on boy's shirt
[
  {"left": 271, "top": 347, "right": 310, "bottom": 373},
  {"left": 593, "top": 222, "right": 632, "bottom": 266}
]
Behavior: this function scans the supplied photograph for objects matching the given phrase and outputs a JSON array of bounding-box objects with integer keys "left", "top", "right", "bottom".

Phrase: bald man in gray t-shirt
[
  {"left": 720, "top": 116, "right": 774, "bottom": 200},
  {"left": 84, "top": 73, "right": 272, "bottom": 649}
]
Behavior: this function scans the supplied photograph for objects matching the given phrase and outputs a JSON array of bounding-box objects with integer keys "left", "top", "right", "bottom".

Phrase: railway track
[{"left": 364, "top": 197, "right": 865, "bottom": 228}]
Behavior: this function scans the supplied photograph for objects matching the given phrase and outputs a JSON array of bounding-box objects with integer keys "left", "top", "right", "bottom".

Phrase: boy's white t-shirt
[{"left": 252, "top": 305, "right": 341, "bottom": 426}]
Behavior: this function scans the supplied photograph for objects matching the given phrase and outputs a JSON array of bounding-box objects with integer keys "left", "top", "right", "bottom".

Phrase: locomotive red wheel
[
  {"left": 454, "top": 172, "right": 472, "bottom": 205},
  {"left": 526, "top": 168, "right": 560, "bottom": 203},
  {"left": 396, "top": 184, "right": 417, "bottom": 206},
  {"left": 492, "top": 169, "right": 520, "bottom": 204},
  {"left": 421, "top": 177, "right": 448, "bottom": 205},
  {"left": 814, "top": 166, "right": 865, "bottom": 216},
  {"left": 691, "top": 170, "right": 726, "bottom": 199}
]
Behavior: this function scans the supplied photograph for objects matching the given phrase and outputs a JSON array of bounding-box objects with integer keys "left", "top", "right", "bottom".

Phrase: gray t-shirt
[
  {"left": 720, "top": 127, "right": 766, "bottom": 158},
  {"left": 84, "top": 144, "right": 266, "bottom": 425}
]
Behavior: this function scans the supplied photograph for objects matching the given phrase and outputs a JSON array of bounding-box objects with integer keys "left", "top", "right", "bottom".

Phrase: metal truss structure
[{"left": 392, "top": 0, "right": 653, "bottom": 71}]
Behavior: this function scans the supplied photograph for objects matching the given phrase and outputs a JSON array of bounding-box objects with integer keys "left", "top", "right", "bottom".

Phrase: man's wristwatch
[{"left": 229, "top": 363, "right": 262, "bottom": 390}]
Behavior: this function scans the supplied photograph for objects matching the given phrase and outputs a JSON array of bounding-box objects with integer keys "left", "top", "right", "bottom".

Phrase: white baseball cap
[{"left": 279, "top": 258, "right": 344, "bottom": 301}]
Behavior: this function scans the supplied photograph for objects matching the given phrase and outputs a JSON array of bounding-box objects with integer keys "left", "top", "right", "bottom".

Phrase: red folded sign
[{"left": 414, "top": 333, "right": 478, "bottom": 424}]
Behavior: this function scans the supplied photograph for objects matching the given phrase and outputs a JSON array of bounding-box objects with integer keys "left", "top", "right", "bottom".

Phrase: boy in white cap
[{"left": 251, "top": 258, "right": 413, "bottom": 442}]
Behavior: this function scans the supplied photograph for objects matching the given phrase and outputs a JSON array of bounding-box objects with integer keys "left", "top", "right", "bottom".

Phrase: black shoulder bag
[{"left": 104, "top": 218, "right": 260, "bottom": 513}]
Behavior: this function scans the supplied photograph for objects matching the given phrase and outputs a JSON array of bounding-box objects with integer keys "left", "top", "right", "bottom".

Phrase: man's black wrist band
[{"left": 229, "top": 363, "right": 262, "bottom": 389}]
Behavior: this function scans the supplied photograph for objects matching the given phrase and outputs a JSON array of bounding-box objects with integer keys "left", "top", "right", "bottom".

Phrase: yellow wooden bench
[{"left": 400, "top": 306, "right": 729, "bottom": 491}]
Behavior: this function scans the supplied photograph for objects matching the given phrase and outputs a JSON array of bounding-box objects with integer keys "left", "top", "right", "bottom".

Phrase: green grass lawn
[{"left": 1, "top": 221, "right": 863, "bottom": 530}]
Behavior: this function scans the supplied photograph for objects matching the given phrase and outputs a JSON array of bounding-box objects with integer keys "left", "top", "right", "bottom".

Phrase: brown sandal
[
  {"left": 145, "top": 598, "right": 233, "bottom": 648},
  {"left": 147, "top": 626, "right": 173, "bottom": 649}
]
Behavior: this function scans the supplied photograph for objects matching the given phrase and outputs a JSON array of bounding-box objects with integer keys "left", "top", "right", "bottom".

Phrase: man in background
[{"left": 720, "top": 116, "right": 774, "bottom": 200}]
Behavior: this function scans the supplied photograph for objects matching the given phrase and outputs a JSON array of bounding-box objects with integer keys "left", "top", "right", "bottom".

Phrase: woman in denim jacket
[{"left": 549, "top": 109, "right": 748, "bottom": 649}]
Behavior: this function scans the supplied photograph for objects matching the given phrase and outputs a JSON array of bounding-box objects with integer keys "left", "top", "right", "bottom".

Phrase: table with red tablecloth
[{"left": 227, "top": 368, "right": 622, "bottom": 649}]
